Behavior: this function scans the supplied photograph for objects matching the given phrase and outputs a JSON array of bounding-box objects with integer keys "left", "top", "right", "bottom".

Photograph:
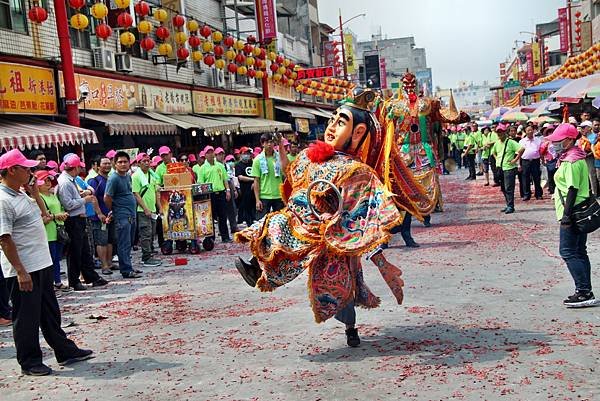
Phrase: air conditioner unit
[
  {"left": 215, "top": 69, "right": 226, "bottom": 88},
  {"left": 115, "top": 53, "right": 133, "bottom": 72},
  {"left": 92, "top": 47, "right": 115, "bottom": 71}
]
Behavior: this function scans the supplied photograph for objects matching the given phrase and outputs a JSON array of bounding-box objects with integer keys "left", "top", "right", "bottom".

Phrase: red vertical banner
[
  {"left": 323, "top": 41, "right": 337, "bottom": 69},
  {"left": 526, "top": 51, "right": 534, "bottom": 81},
  {"left": 499, "top": 62, "right": 506, "bottom": 81},
  {"left": 255, "top": 0, "right": 278, "bottom": 41},
  {"left": 558, "top": 7, "right": 569, "bottom": 53},
  {"left": 379, "top": 58, "right": 387, "bottom": 89}
]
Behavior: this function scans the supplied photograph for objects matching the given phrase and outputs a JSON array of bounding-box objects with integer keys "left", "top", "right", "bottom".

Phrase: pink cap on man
[
  {"left": 254, "top": 146, "right": 262, "bottom": 154},
  {"left": 150, "top": 155, "right": 162, "bottom": 167},
  {"left": 159, "top": 146, "right": 171, "bottom": 156},
  {"left": 546, "top": 123, "right": 579, "bottom": 142},
  {"left": 136, "top": 153, "right": 149, "bottom": 163},
  {"left": 204, "top": 145, "right": 215, "bottom": 153},
  {"left": 198, "top": 150, "right": 206, "bottom": 158},
  {"left": 0, "top": 149, "right": 40, "bottom": 169},
  {"left": 225, "top": 155, "right": 235, "bottom": 162},
  {"left": 214, "top": 147, "right": 225, "bottom": 154},
  {"left": 188, "top": 154, "right": 197, "bottom": 162},
  {"left": 46, "top": 160, "right": 59, "bottom": 171},
  {"left": 233, "top": 148, "right": 240, "bottom": 155},
  {"left": 34, "top": 169, "right": 57, "bottom": 186},
  {"left": 106, "top": 149, "right": 117, "bottom": 159},
  {"left": 63, "top": 154, "right": 85, "bottom": 169}
]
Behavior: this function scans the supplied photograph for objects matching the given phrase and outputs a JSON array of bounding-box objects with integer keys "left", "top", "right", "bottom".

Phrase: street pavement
[{"left": 1, "top": 169, "right": 599, "bottom": 401}]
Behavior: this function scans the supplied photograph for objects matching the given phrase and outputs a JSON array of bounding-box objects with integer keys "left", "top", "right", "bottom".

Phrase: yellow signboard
[
  {"left": 138, "top": 84, "right": 192, "bottom": 114},
  {"left": 531, "top": 42, "right": 541, "bottom": 75},
  {"left": 344, "top": 34, "right": 357, "bottom": 74},
  {"left": 0, "top": 62, "right": 57, "bottom": 115},
  {"left": 60, "top": 72, "right": 138, "bottom": 112},
  {"left": 193, "top": 90, "right": 259, "bottom": 116},
  {"left": 267, "top": 77, "right": 295, "bottom": 101}
]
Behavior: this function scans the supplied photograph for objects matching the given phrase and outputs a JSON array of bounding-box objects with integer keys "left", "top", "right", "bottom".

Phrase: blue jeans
[
  {"left": 559, "top": 224, "right": 592, "bottom": 293},
  {"left": 48, "top": 241, "right": 64, "bottom": 284},
  {"left": 116, "top": 216, "right": 136, "bottom": 276}
]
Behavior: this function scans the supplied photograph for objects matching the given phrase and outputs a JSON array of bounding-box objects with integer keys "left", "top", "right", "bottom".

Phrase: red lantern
[
  {"left": 117, "top": 12, "right": 133, "bottom": 28},
  {"left": 285, "top": 69, "right": 292, "bottom": 78},
  {"left": 275, "top": 55, "right": 284, "bottom": 64},
  {"left": 188, "top": 35, "right": 201, "bottom": 48},
  {"left": 214, "top": 45, "right": 224, "bottom": 57},
  {"left": 95, "top": 23, "right": 113, "bottom": 40},
  {"left": 248, "top": 68, "right": 256, "bottom": 78},
  {"left": 172, "top": 15, "right": 185, "bottom": 28},
  {"left": 270, "top": 63, "right": 279, "bottom": 72},
  {"left": 68, "top": 0, "right": 85, "bottom": 10},
  {"left": 200, "top": 25, "right": 212, "bottom": 38},
  {"left": 258, "top": 48, "right": 266, "bottom": 59},
  {"left": 243, "top": 43, "right": 254, "bottom": 54},
  {"left": 289, "top": 62, "right": 296, "bottom": 70},
  {"left": 224, "top": 35, "right": 235, "bottom": 47},
  {"left": 134, "top": 1, "right": 150, "bottom": 17},
  {"left": 28, "top": 6, "right": 48, "bottom": 24},
  {"left": 156, "top": 26, "right": 170, "bottom": 40},
  {"left": 177, "top": 47, "right": 189, "bottom": 59},
  {"left": 227, "top": 63, "right": 238, "bottom": 73},
  {"left": 203, "top": 54, "right": 215, "bottom": 67},
  {"left": 140, "top": 36, "right": 155, "bottom": 51},
  {"left": 575, "top": 10, "right": 582, "bottom": 18},
  {"left": 235, "top": 53, "right": 246, "bottom": 64},
  {"left": 247, "top": 35, "right": 257, "bottom": 44}
]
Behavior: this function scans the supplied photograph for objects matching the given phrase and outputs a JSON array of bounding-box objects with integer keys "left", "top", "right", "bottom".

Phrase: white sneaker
[{"left": 112, "top": 255, "right": 119, "bottom": 262}]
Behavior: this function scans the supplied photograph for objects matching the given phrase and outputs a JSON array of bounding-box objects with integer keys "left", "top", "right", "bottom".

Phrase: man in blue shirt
[
  {"left": 88, "top": 157, "right": 115, "bottom": 275},
  {"left": 105, "top": 151, "right": 140, "bottom": 279}
]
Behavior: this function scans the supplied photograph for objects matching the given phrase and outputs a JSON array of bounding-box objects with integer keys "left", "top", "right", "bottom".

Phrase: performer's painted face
[{"left": 325, "top": 108, "right": 367, "bottom": 153}]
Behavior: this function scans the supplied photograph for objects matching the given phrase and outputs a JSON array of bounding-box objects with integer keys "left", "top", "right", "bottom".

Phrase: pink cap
[
  {"left": 204, "top": 145, "right": 215, "bottom": 153},
  {"left": 46, "top": 160, "right": 59, "bottom": 170},
  {"left": 150, "top": 155, "right": 162, "bottom": 167},
  {"left": 136, "top": 153, "right": 149, "bottom": 163},
  {"left": 496, "top": 123, "right": 509, "bottom": 133},
  {"left": 63, "top": 154, "right": 85, "bottom": 169},
  {"left": 105, "top": 149, "right": 117, "bottom": 159},
  {"left": 158, "top": 146, "right": 171, "bottom": 155},
  {"left": 0, "top": 149, "right": 39, "bottom": 169},
  {"left": 34, "top": 169, "right": 57, "bottom": 185},
  {"left": 546, "top": 123, "right": 579, "bottom": 142},
  {"left": 233, "top": 148, "right": 240, "bottom": 154},
  {"left": 254, "top": 147, "right": 261, "bottom": 153},
  {"left": 281, "top": 138, "right": 290, "bottom": 146},
  {"left": 198, "top": 151, "right": 206, "bottom": 158},
  {"left": 225, "top": 155, "right": 235, "bottom": 162},
  {"left": 188, "top": 154, "right": 197, "bottom": 162},
  {"left": 214, "top": 147, "right": 225, "bottom": 154}
]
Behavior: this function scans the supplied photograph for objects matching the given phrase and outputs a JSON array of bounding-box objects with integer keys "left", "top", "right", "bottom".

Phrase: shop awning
[
  {"left": 523, "top": 79, "right": 572, "bottom": 95},
  {"left": 216, "top": 116, "right": 292, "bottom": 135},
  {"left": 0, "top": 116, "right": 98, "bottom": 151},
  {"left": 81, "top": 112, "right": 177, "bottom": 135},
  {"left": 314, "top": 108, "right": 335, "bottom": 118},
  {"left": 275, "top": 105, "right": 315, "bottom": 119},
  {"left": 174, "top": 114, "right": 240, "bottom": 135}
]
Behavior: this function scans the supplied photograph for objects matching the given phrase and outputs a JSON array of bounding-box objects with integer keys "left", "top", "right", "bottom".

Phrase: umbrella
[
  {"left": 586, "top": 85, "right": 600, "bottom": 98},
  {"left": 488, "top": 107, "right": 510, "bottom": 121},
  {"left": 548, "top": 73, "right": 600, "bottom": 103},
  {"left": 530, "top": 101, "right": 562, "bottom": 117},
  {"left": 500, "top": 111, "right": 529, "bottom": 122},
  {"left": 521, "top": 101, "right": 543, "bottom": 113},
  {"left": 528, "top": 116, "right": 559, "bottom": 124},
  {"left": 592, "top": 96, "right": 600, "bottom": 109}
]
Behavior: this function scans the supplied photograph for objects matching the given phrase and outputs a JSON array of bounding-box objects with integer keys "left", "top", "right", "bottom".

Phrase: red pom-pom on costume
[{"left": 307, "top": 141, "right": 335, "bottom": 163}]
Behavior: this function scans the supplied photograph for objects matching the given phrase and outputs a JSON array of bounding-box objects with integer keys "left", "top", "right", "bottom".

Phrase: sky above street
[{"left": 318, "top": 0, "right": 565, "bottom": 89}]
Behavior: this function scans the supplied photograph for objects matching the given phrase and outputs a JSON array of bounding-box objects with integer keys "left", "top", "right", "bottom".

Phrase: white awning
[
  {"left": 81, "top": 112, "right": 178, "bottom": 135},
  {"left": 275, "top": 105, "right": 315, "bottom": 119},
  {"left": 216, "top": 116, "right": 292, "bottom": 135}
]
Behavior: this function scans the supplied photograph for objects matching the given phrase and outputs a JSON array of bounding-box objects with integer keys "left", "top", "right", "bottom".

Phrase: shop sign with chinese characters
[
  {"left": 0, "top": 62, "right": 57, "bottom": 115},
  {"left": 60, "top": 73, "right": 138, "bottom": 112},
  {"left": 192, "top": 90, "right": 259, "bottom": 116},
  {"left": 138, "top": 84, "right": 192, "bottom": 114}
]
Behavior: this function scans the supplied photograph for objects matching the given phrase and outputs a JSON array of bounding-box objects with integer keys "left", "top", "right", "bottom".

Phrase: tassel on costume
[{"left": 307, "top": 141, "right": 336, "bottom": 163}]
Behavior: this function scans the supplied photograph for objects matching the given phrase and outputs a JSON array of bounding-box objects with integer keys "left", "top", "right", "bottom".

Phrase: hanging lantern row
[
  {"left": 69, "top": 0, "right": 89, "bottom": 31},
  {"left": 534, "top": 42, "right": 600, "bottom": 85},
  {"left": 294, "top": 79, "right": 354, "bottom": 100}
]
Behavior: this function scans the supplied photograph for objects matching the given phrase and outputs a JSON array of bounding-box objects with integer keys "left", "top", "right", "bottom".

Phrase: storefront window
[{"left": 0, "top": 0, "right": 28, "bottom": 33}]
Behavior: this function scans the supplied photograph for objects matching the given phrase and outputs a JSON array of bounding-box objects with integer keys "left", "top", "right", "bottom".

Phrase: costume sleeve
[{"left": 323, "top": 167, "right": 401, "bottom": 255}]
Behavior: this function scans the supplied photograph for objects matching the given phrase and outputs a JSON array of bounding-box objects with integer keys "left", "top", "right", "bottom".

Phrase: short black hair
[
  {"left": 114, "top": 151, "right": 130, "bottom": 162},
  {"left": 30, "top": 150, "right": 45, "bottom": 159},
  {"left": 0, "top": 168, "right": 8, "bottom": 178},
  {"left": 90, "top": 155, "right": 101, "bottom": 166},
  {"left": 260, "top": 133, "right": 274, "bottom": 143}
]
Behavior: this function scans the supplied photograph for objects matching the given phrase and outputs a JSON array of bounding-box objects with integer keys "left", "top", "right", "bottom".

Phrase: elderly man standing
[
  {"left": 105, "top": 151, "right": 141, "bottom": 278},
  {"left": 57, "top": 154, "right": 107, "bottom": 291},
  {"left": 519, "top": 125, "right": 544, "bottom": 200},
  {"left": 132, "top": 153, "right": 161, "bottom": 267},
  {"left": 0, "top": 150, "right": 94, "bottom": 376}
]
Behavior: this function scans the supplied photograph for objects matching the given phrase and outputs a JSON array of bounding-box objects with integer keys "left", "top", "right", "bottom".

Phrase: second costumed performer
[{"left": 234, "top": 88, "right": 406, "bottom": 347}]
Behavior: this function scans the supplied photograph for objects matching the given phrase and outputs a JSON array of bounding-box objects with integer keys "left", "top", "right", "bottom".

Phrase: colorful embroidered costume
[{"left": 235, "top": 150, "right": 402, "bottom": 323}]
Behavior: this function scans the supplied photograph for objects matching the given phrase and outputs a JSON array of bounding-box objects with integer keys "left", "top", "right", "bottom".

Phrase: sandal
[
  {"left": 54, "top": 283, "right": 73, "bottom": 292},
  {"left": 101, "top": 268, "right": 113, "bottom": 275}
]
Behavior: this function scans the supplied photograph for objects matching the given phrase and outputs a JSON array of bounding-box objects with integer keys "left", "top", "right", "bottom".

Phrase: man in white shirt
[
  {"left": 0, "top": 149, "right": 93, "bottom": 376},
  {"left": 519, "top": 125, "right": 544, "bottom": 200}
]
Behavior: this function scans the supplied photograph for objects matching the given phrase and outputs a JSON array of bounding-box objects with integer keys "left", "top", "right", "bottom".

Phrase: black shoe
[
  {"left": 122, "top": 271, "right": 142, "bottom": 279},
  {"left": 72, "top": 283, "right": 87, "bottom": 291},
  {"left": 21, "top": 364, "right": 52, "bottom": 376},
  {"left": 235, "top": 257, "right": 261, "bottom": 287},
  {"left": 57, "top": 349, "right": 94, "bottom": 366},
  {"left": 405, "top": 241, "right": 420, "bottom": 248},
  {"left": 476, "top": 172, "right": 483, "bottom": 176},
  {"left": 345, "top": 328, "right": 360, "bottom": 347},
  {"left": 505, "top": 207, "right": 515, "bottom": 214},
  {"left": 92, "top": 278, "right": 108, "bottom": 287},
  {"left": 536, "top": 196, "right": 543, "bottom": 200},
  {"left": 563, "top": 291, "right": 600, "bottom": 308},
  {"left": 222, "top": 238, "right": 233, "bottom": 243},
  {"left": 423, "top": 221, "right": 432, "bottom": 228},
  {"left": 522, "top": 197, "right": 531, "bottom": 201}
]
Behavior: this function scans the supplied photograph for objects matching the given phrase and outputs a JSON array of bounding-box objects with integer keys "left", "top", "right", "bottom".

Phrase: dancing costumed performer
[{"left": 234, "top": 88, "right": 408, "bottom": 347}]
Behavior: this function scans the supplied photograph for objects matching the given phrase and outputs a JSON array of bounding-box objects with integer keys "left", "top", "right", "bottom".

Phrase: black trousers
[
  {"left": 502, "top": 168, "right": 518, "bottom": 209},
  {"left": 7, "top": 266, "right": 80, "bottom": 369},
  {"left": 0, "top": 269, "right": 11, "bottom": 319},
  {"left": 211, "top": 191, "right": 231, "bottom": 241},
  {"left": 490, "top": 156, "right": 501, "bottom": 185},
  {"left": 546, "top": 160, "right": 557, "bottom": 194},
  {"left": 521, "top": 158, "right": 543, "bottom": 198},
  {"left": 466, "top": 153, "right": 476, "bottom": 178},
  {"left": 237, "top": 187, "right": 256, "bottom": 226},
  {"left": 257, "top": 198, "right": 285, "bottom": 220},
  {"left": 64, "top": 216, "right": 100, "bottom": 286}
]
